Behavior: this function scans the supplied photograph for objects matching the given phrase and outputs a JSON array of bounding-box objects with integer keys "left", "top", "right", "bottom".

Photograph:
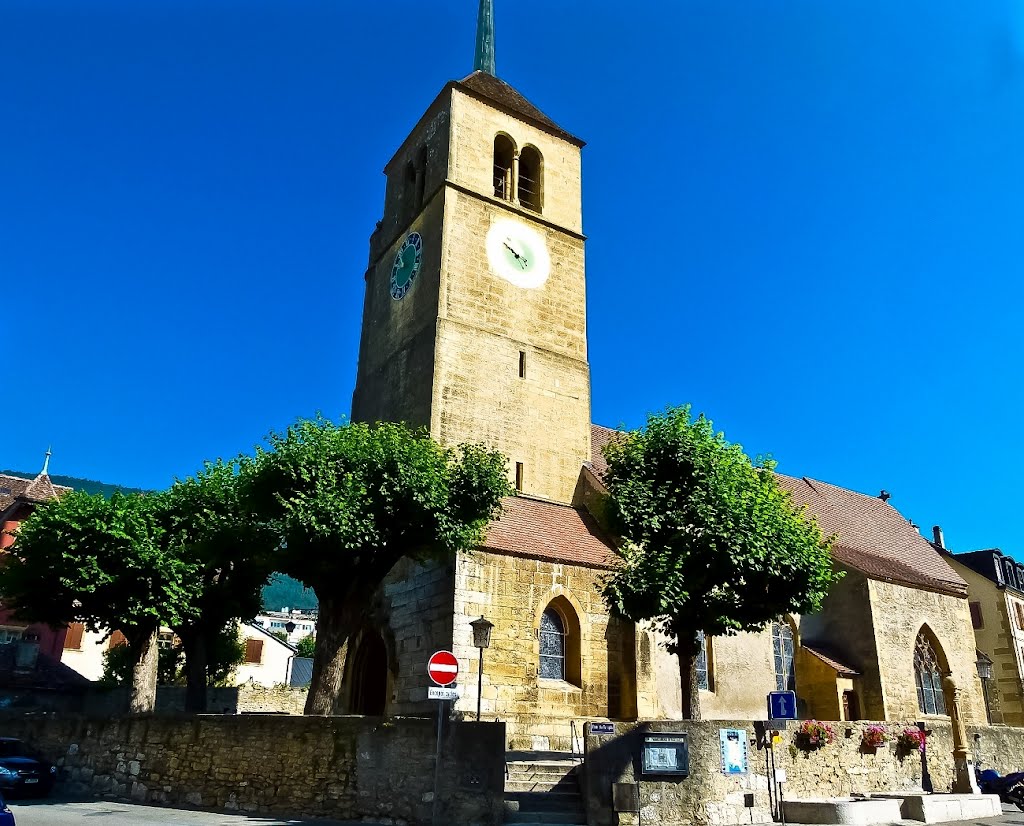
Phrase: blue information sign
[{"left": 767, "top": 690, "right": 798, "bottom": 720}]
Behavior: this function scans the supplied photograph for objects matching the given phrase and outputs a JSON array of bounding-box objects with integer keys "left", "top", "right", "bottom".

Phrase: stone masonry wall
[
  {"left": 585, "top": 719, "right": 1024, "bottom": 826},
  {"left": 376, "top": 558, "right": 456, "bottom": 716},
  {"left": 452, "top": 550, "right": 632, "bottom": 751},
  {"left": 2, "top": 713, "right": 504, "bottom": 825},
  {"left": 83, "top": 685, "right": 308, "bottom": 717}
]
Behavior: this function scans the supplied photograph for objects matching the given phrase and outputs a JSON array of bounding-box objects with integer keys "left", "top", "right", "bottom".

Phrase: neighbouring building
[
  {"left": 333, "top": 4, "right": 988, "bottom": 749},
  {"left": 0, "top": 459, "right": 72, "bottom": 659},
  {"left": 252, "top": 610, "right": 317, "bottom": 647},
  {"left": 942, "top": 539, "right": 1024, "bottom": 725}
]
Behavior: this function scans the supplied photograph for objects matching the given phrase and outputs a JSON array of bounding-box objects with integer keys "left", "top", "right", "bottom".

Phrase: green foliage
[
  {"left": 101, "top": 640, "right": 183, "bottom": 686},
  {"left": 262, "top": 573, "right": 318, "bottom": 612},
  {"left": 0, "top": 490, "right": 198, "bottom": 635},
  {"left": 602, "top": 405, "right": 839, "bottom": 645},
  {"left": 270, "top": 630, "right": 289, "bottom": 643},
  {"left": 100, "top": 623, "right": 244, "bottom": 687},
  {"left": 249, "top": 417, "right": 513, "bottom": 589},
  {"left": 296, "top": 634, "right": 316, "bottom": 658}
]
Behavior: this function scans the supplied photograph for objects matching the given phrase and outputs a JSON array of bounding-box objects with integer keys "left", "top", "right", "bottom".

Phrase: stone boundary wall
[
  {"left": 585, "top": 719, "right": 1024, "bottom": 826},
  {"left": 0, "top": 713, "right": 504, "bottom": 825},
  {"left": 83, "top": 685, "right": 309, "bottom": 716}
]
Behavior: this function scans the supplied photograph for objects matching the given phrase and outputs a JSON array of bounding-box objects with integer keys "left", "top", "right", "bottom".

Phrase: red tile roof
[
  {"left": 586, "top": 426, "right": 966, "bottom": 597},
  {"left": 0, "top": 472, "right": 70, "bottom": 516},
  {"left": 772, "top": 474, "right": 966, "bottom": 596},
  {"left": 482, "top": 495, "right": 618, "bottom": 570}
]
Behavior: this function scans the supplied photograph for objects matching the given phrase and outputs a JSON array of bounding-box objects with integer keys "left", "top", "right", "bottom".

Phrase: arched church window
[
  {"left": 696, "top": 631, "right": 712, "bottom": 691},
  {"left": 772, "top": 622, "right": 795, "bottom": 692},
  {"left": 914, "top": 631, "right": 947, "bottom": 715},
  {"left": 493, "top": 134, "right": 515, "bottom": 200},
  {"left": 518, "top": 145, "right": 543, "bottom": 212},
  {"left": 539, "top": 607, "right": 565, "bottom": 680}
]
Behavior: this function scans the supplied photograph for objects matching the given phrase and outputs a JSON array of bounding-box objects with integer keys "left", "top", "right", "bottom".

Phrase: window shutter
[
  {"left": 64, "top": 623, "right": 85, "bottom": 650},
  {"left": 245, "top": 638, "right": 263, "bottom": 664},
  {"left": 108, "top": 630, "right": 127, "bottom": 650}
]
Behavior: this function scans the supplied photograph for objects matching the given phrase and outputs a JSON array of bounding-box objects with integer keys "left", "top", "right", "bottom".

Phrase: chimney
[
  {"left": 878, "top": 490, "right": 891, "bottom": 503},
  {"left": 933, "top": 525, "right": 945, "bottom": 550}
]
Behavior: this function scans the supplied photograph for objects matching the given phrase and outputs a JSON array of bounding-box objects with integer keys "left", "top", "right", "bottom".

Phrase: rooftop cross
[{"left": 473, "top": 0, "right": 496, "bottom": 76}]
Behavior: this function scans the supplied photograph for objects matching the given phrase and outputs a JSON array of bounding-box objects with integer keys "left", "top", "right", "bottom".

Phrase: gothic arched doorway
[{"left": 348, "top": 630, "right": 388, "bottom": 715}]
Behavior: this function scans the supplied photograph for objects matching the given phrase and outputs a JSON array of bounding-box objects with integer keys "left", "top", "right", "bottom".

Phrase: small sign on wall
[{"left": 719, "top": 728, "right": 749, "bottom": 775}]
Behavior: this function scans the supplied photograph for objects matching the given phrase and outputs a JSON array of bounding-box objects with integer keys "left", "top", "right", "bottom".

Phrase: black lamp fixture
[
  {"left": 470, "top": 615, "right": 495, "bottom": 722},
  {"left": 976, "top": 651, "right": 994, "bottom": 724}
]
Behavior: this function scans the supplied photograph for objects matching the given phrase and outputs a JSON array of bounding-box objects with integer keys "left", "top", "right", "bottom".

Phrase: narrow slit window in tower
[
  {"left": 515, "top": 462, "right": 524, "bottom": 492},
  {"left": 519, "top": 351, "right": 526, "bottom": 378}
]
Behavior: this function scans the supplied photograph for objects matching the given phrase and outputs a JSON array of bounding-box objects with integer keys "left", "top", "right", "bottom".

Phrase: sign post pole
[{"left": 427, "top": 650, "right": 460, "bottom": 826}]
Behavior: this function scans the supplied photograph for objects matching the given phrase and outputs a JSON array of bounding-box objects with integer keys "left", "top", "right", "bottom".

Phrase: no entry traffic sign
[{"left": 427, "top": 650, "right": 459, "bottom": 686}]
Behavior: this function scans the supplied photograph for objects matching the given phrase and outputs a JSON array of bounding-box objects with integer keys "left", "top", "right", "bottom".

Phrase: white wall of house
[
  {"left": 234, "top": 623, "right": 297, "bottom": 688},
  {"left": 60, "top": 625, "right": 116, "bottom": 682}
]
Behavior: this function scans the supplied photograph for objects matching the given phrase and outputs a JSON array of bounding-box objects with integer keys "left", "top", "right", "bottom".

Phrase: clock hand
[
  {"left": 519, "top": 257, "right": 528, "bottom": 270},
  {"left": 503, "top": 240, "right": 522, "bottom": 260}
]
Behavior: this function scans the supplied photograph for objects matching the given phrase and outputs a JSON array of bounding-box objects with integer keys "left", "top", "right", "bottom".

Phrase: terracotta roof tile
[
  {"left": 457, "top": 71, "right": 583, "bottom": 146},
  {"left": 802, "top": 642, "right": 859, "bottom": 676},
  {"left": 774, "top": 474, "right": 967, "bottom": 597},
  {"left": 587, "top": 427, "right": 965, "bottom": 597},
  {"left": 0, "top": 472, "right": 71, "bottom": 519},
  {"left": 0, "top": 475, "right": 31, "bottom": 514},
  {"left": 482, "top": 496, "right": 618, "bottom": 569}
]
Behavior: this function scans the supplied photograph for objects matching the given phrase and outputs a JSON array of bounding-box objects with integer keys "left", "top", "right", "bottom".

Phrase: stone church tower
[{"left": 351, "top": 8, "right": 591, "bottom": 504}]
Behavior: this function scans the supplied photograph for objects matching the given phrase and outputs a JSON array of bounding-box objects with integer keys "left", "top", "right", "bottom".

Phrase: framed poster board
[
  {"left": 641, "top": 732, "right": 689, "bottom": 777},
  {"left": 719, "top": 728, "right": 748, "bottom": 775}
]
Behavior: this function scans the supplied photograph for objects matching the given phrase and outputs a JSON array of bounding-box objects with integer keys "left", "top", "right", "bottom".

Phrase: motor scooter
[{"left": 978, "top": 769, "right": 1024, "bottom": 810}]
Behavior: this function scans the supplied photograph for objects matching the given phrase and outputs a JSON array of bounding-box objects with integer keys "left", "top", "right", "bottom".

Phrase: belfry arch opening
[
  {"left": 518, "top": 145, "right": 543, "bottom": 212},
  {"left": 493, "top": 134, "right": 515, "bottom": 200}
]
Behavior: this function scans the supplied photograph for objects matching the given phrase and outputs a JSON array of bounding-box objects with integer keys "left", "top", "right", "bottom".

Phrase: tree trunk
[
  {"left": 127, "top": 626, "right": 159, "bottom": 714},
  {"left": 180, "top": 628, "right": 209, "bottom": 713},
  {"left": 676, "top": 631, "right": 702, "bottom": 721},
  {"left": 304, "top": 592, "right": 360, "bottom": 715}
]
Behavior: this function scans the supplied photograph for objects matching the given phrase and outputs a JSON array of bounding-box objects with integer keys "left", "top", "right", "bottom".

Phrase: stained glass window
[
  {"left": 914, "top": 632, "right": 947, "bottom": 715},
  {"left": 539, "top": 608, "right": 565, "bottom": 680},
  {"left": 772, "top": 622, "right": 795, "bottom": 692},
  {"left": 696, "top": 632, "right": 709, "bottom": 691}
]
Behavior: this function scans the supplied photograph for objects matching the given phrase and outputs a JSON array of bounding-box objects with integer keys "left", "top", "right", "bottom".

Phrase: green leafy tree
[
  {"left": 160, "top": 458, "right": 277, "bottom": 712},
  {"left": 101, "top": 638, "right": 183, "bottom": 686},
  {"left": 0, "top": 490, "right": 197, "bottom": 712},
  {"left": 101, "top": 623, "right": 245, "bottom": 688},
  {"left": 270, "top": 630, "right": 289, "bottom": 643},
  {"left": 600, "top": 406, "right": 839, "bottom": 720},
  {"left": 296, "top": 634, "right": 316, "bottom": 658},
  {"left": 248, "top": 417, "right": 511, "bottom": 715}
]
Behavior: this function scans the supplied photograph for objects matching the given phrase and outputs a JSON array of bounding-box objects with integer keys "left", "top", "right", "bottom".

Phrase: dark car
[{"left": 0, "top": 738, "right": 55, "bottom": 797}]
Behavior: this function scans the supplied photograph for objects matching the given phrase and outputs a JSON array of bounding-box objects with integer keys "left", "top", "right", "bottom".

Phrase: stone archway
[{"left": 348, "top": 630, "right": 389, "bottom": 716}]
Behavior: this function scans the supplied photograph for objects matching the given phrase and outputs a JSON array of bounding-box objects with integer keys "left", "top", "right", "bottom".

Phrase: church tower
[{"left": 351, "top": 1, "right": 591, "bottom": 504}]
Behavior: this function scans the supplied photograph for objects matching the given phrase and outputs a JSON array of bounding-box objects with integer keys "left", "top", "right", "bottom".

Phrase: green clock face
[{"left": 390, "top": 232, "right": 423, "bottom": 301}]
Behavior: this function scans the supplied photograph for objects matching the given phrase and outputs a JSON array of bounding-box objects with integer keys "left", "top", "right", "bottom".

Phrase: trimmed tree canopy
[
  {"left": 247, "top": 417, "right": 512, "bottom": 714},
  {"left": 601, "top": 406, "right": 838, "bottom": 718}
]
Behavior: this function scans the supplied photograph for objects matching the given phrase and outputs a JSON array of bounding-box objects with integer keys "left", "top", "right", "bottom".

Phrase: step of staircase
[{"left": 505, "top": 754, "right": 585, "bottom": 826}]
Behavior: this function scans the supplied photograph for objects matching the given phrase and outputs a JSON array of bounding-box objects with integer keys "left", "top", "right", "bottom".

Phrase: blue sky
[{"left": 3, "top": 1, "right": 1022, "bottom": 554}]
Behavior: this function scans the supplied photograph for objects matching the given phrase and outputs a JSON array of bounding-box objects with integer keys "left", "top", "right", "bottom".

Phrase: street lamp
[
  {"left": 976, "top": 652, "right": 994, "bottom": 723},
  {"left": 470, "top": 615, "right": 494, "bottom": 722}
]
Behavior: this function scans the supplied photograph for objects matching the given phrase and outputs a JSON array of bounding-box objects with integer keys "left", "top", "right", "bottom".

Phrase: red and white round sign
[{"left": 427, "top": 650, "right": 459, "bottom": 687}]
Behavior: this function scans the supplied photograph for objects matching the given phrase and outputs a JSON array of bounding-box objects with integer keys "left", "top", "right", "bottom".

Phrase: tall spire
[
  {"left": 41, "top": 446, "right": 52, "bottom": 476},
  {"left": 474, "top": 0, "right": 496, "bottom": 75}
]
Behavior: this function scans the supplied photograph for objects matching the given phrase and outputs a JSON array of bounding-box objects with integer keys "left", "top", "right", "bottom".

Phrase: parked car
[{"left": 0, "top": 738, "right": 55, "bottom": 797}]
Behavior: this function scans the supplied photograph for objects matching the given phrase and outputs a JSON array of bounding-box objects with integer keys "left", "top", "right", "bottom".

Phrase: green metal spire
[{"left": 474, "top": 0, "right": 496, "bottom": 75}]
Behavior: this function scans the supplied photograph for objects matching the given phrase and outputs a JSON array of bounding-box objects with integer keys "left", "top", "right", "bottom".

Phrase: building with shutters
[{"left": 942, "top": 545, "right": 1024, "bottom": 725}]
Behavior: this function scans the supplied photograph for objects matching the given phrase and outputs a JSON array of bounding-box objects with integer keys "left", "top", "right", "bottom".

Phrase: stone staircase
[{"left": 504, "top": 751, "right": 586, "bottom": 825}]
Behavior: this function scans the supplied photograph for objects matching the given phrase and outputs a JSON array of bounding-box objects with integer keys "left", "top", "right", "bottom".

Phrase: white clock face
[{"left": 485, "top": 219, "right": 551, "bottom": 289}]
